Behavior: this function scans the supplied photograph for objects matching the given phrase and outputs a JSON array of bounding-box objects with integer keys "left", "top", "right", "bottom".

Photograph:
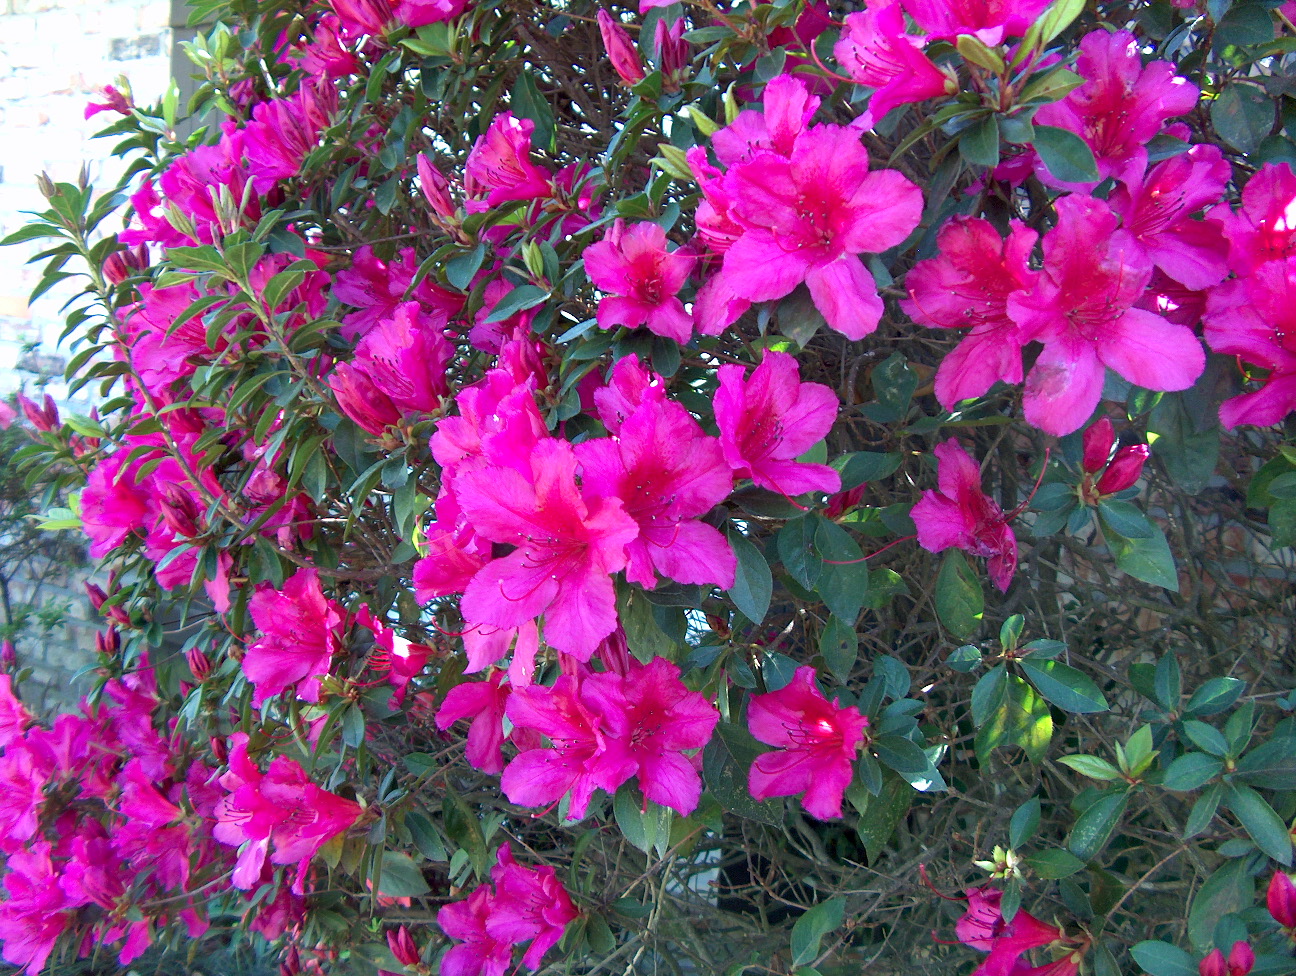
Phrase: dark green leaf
[
  {"left": 1188, "top": 858, "right": 1254, "bottom": 952},
  {"left": 1024, "top": 849, "right": 1086, "bottom": 880},
  {"left": 935, "top": 549, "right": 984, "bottom": 640},
  {"left": 1185, "top": 677, "right": 1245, "bottom": 716},
  {"left": 779, "top": 517, "right": 823, "bottom": 589},
  {"left": 1098, "top": 499, "right": 1153, "bottom": 539},
  {"left": 848, "top": 771, "right": 913, "bottom": 861},
  {"left": 1020, "top": 659, "right": 1109, "bottom": 713},
  {"left": 1130, "top": 941, "right": 1198, "bottom": 976},
  {"left": 959, "top": 115, "right": 1001, "bottom": 167},
  {"left": 813, "top": 517, "right": 870, "bottom": 622},
  {"left": 1010, "top": 797, "right": 1041, "bottom": 848},
  {"left": 947, "top": 644, "right": 982, "bottom": 673},
  {"left": 971, "top": 664, "right": 1007, "bottom": 727},
  {"left": 1161, "top": 752, "right": 1223, "bottom": 791},
  {"left": 1032, "top": 124, "right": 1100, "bottom": 183},
  {"left": 405, "top": 811, "right": 447, "bottom": 861},
  {"left": 484, "top": 283, "right": 549, "bottom": 323},
  {"left": 832, "top": 451, "right": 902, "bottom": 489},
  {"left": 820, "top": 617, "right": 858, "bottom": 683},
  {"left": 1224, "top": 783, "right": 1293, "bottom": 864},
  {"left": 1108, "top": 522, "right": 1179, "bottom": 591},
  {"left": 790, "top": 896, "right": 846, "bottom": 967},
  {"left": 703, "top": 723, "right": 783, "bottom": 824},
  {"left": 512, "top": 70, "right": 556, "bottom": 152},
  {"left": 446, "top": 243, "right": 486, "bottom": 291},
  {"left": 727, "top": 528, "right": 773, "bottom": 626},
  {"left": 377, "top": 852, "right": 430, "bottom": 897},
  {"left": 1211, "top": 83, "right": 1275, "bottom": 155},
  {"left": 1184, "top": 782, "right": 1223, "bottom": 840},
  {"left": 1067, "top": 790, "right": 1128, "bottom": 861}
]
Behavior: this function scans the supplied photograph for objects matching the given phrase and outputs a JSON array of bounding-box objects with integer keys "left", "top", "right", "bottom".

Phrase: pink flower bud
[
  {"left": 186, "top": 647, "right": 212, "bottom": 682},
  {"left": 0, "top": 640, "right": 15, "bottom": 667},
  {"left": 416, "top": 154, "right": 456, "bottom": 221},
  {"left": 84, "top": 84, "right": 132, "bottom": 120},
  {"left": 17, "top": 393, "right": 59, "bottom": 432},
  {"left": 824, "top": 484, "right": 866, "bottom": 519},
  {"left": 102, "top": 244, "right": 148, "bottom": 285},
  {"left": 1227, "top": 941, "right": 1254, "bottom": 976},
  {"left": 85, "top": 582, "right": 108, "bottom": 611},
  {"left": 1200, "top": 949, "right": 1228, "bottom": 976},
  {"left": 597, "top": 10, "right": 646, "bottom": 86},
  {"left": 159, "top": 483, "right": 202, "bottom": 538},
  {"left": 210, "top": 735, "right": 228, "bottom": 763},
  {"left": 655, "top": 18, "right": 690, "bottom": 90},
  {"left": 1081, "top": 417, "right": 1115, "bottom": 473},
  {"left": 279, "top": 945, "right": 302, "bottom": 976},
  {"left": 386, "top": 925, "right": 420, "bottom": 967},
  {"left": 1095, "top": 443, "right": 1150, "bottom": 495},
  {"left": 1268, "top": 871, "right": 1296, "bottom": 928},
  {"left": 96, "top": 627, "right": 121, "bottom": 658}
]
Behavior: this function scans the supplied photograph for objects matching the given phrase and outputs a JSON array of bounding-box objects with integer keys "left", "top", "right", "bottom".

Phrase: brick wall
[{"left": 0, "top": 0, "right": 175, "bottom": 710}]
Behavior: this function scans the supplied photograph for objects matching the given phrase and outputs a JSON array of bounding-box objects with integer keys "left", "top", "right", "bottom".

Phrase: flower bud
[
  {"left": 386, "top": 925, "right": 420, "bottom": 967},
  {"left": 824, "top": 484, "right": 866, "bottom": 519},
  {"left": 1227, "top": 941, "right": 1254, "bottom": 976},
  {"left": 85, "top": 582, "right": 108, "bottom": 611},
  {"left": 159, "top": 483, "right": 202, "bottom": 538},
  {"left": 655, "top": 18, "right": 690, "bottom": 91},
  {"left": 96, "top": 627, "right": 121, "bottom": 658},
  {"left": 1200, "top": 949, "right": 1228, "bottom": 976},
  {"left": 84, "top": 84, "right": 133, "bottom": 120},
  {"left": 1095, "top": 443, "right": 1150, "bottom": 495},
  {"left": 186, "top": 647, "right": 212, "bottom": 682},
  {"left": 17, "top": 393, "right": 59, "bottom": 432},
  {"left": 597, "top": 10, "right": 646, "bottom": 87},
  {"left": 279, "top": 945, "right": 302, "bottom": 976},
  {"left": 1081, "top": 417, "right": 1115, "bottom": 473},
  {"left": 417, "top": 154, "right": 456, "bottom": 221},
  {"left": 1268, "top": 872, "right": 1296, "bottom": 929},
  {"left": 210, "top": 735, "right": 228, "bottom": 763},
  {"left": 0, "top": 640, "right": 15, "bottom": 667}
]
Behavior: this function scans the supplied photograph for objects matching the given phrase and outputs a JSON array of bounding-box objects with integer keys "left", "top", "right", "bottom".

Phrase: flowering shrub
[{"left": 3, "top": 0, "right": 1296, "bottom": 973}]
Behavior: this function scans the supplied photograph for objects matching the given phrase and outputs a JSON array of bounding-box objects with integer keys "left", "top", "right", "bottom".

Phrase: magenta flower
[
  {"left": 242, "top": 82, "right": 335, "bottom": 193},
  {"left": 1034, "top": 30, "right": 1199, "bottom": 183},
  {"left": 464, "top": 113, "right": 553, "bottom": 214},
  {"left": 912, "top": 438, "right": 1017, "bottom": 592},
  {"left": 487, "top": 844, "right": 580, "bottom": 968},
  {"left": 834, "top": 0, "right": 956, "bottom": 129},
  {"left": 575, "top": 390, "right": 735, "bottom": 590},
  {"left": 715, "top": 351, "right": 841, "bottom": 497},
  {"left": 716, "top": 78, "right": 924, "bottom": 338},
  {"left": 0, "top": 675, "right": 31, "bottom": 749},
  {"left": 0, "top": 846, "right": 73, "bottom": 975},
  {"left": 1109, "top": 144, "right": 1230, "bottom": 290},
  {"left": 438, "top": 886, "right": 514, "bottom": 976},
  {"left": 458, "top": 439, "right": 639, "bottom": 658},
  {"left": 1203, "top": 258, "right": 1296, "bottom": 428},
  {"left": 81, "top": 452, "right": 151, "bottom": 559},
  {"left": 900, "top": 0, "right": 1049, "bottom": 44},
  {"left": 954, "top": 886, "right": 1066, "bottom": 976},
  {"left": 901, "top": 216, "right": 1039, "bottom": 409},
  {"left": 436, "top": 671, "right": 511, "bottom": 774},
  {"left": 1199, "top": 943, "right": 1255, "bottom": 976},
  {"left": 213, "top": 733, "right": 362, "bottom": 891},
  {"left": 333, "top": 245, "right": 462, "bottom": 340},
  {"left": 597, "top": 9, "right": 646, "bottom": 86},
  {"left": 584, "top": 220, "right": 696, "bottom": 343},
  {"left": 242, "top": 568, "right": 345, "bottom": 706},
  {"left": 582, "top": 657, "right": 719, "bottom": 815},
  {"left": 1212, "top": 162, "right": 1296, "bottom": 277},
  {"left": 501, "top": 675, "right": 637, "bottom": 819},
  {"left": 748, "top": 666, "right": 867, "bottom": 819},
  {"left": 1268, "top": 871, "right": 1296, "bottom": 929},
  {"left": 1006, "top": 194, "right": 1204, "bottom": 436}
]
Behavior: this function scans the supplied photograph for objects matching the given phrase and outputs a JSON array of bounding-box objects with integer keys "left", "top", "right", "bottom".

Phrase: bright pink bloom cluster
[
  {"left": 747, "top": 666, "right": 867, "bottom": 820},
  {"left": 956, "top": 887, "right": 1078, "bottom": 976},
  {"left": 437, "top": 843, "right": 579, "bottom": 976},
  {"left": 242, "top": 568, "right": 346, "bottom": 706},
  {"left": 585, "top": 219, "right": 696, "bottom": 343}
]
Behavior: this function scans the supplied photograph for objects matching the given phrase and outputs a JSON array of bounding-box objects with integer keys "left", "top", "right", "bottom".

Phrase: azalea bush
[{"left": 3, "top": 0, "right": 1296, "bottom": 972}]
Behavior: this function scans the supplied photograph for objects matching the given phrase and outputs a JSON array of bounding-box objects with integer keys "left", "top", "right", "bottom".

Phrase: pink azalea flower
[
  {"left": 955, "top": 886, "right": 1066, "bottom": 976},
  {"left": 747, "top": 666, "right": 868, "bottom": 820},
  {"left": 575, "top": 388, "right": 735, "bottom": 590},
  {"left": 1109, "top": 144, "right": 1231, "bottom": 290},
  {"left": 438, "top": 885, "right": 514, "bottom": 976},
  {"left": 1268, "top": 871, "right": 1296, "bottom": 928},
  {"left": 0, "top": 744, "right": 49, "bottom": 843},
  {"left": 298, "top": 14, "right": 360, "bottom": 78},
  {"left": 501, "top": 675, "right": 637, "bottom": 818},
  {"left": 0, "top": 845, "right": 74, "bottom": 975},
  {"left": 457, "top": 439, "right": 639, "bottom": 658},
  {"left": 901, "top": 216, "right": 1039, "bottom": 409},
  {"left": 0, "top": 675, "right": 32, "bottom": 749},
  {"left": 242, "top": 568, "right": 345, "bottom": 706},
  {"left": 714, "top": 76, "right": 924, "bottom": 339},
  {"left": 487, "top": 844, "right": 580, "bottom": 969},
  {"left": 333, "top": 245, "right": 462, "bottom": 340},
  {"left": 715, "top": 350, "right": 841, "bottom": 497},
  {"left": 436, "top": 671, "right": 511, "bottom": 774},
  {"left": 1212, "top": 162, "right": 1296, "bottom": 277},
  {"left": 912, "top": 438, "right": 1018, "bottom": 592},
  {"left": 1034, "top": 30, "right": 1199, "bottom": 183},
  {"left": 582, "top": 657, "right": 719, "bottom": 816},
  {"left": 81, "top": 452, "right": 151, "bottom": 559},
  {"left": 464, "top": 113, "right": 553, "bottom": 214},
  {"left": 1005, "top": 194, "right": 1204, "bottom": 436},
  {"left": 1204, "top": 257, "right": 1296, "bottom": 428},
  {"left": 584, "top": 220, "right": 696, "bottom": 343},
  {"left": 243, "top": 82, "right": 336, "bottom": 193},
  {"left": 213, "top": 732, "right": 362, "bottom": 891},
  {"left": 834, "top": 0, "right": 956, "bottom": 129},
  {"left": 900, "top": 0, "right": 1050, "bottom": 44}
]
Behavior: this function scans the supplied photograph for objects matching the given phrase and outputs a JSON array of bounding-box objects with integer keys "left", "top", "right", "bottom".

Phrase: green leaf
[
  {"left": 1188, "top": 858, "right": 1255, "bottom": 952},
  {"left": 1211, "top": 83, "right": 1275, "bottom": 155},
  {"left": 779, "top": 517, "right": 823, "bottom": 589},
  {"left": 703, "top": 723, "right": 783, "bottom": 824},
  {"left": 1154, "top": 653, "right": 1182, "bottom": 712},
  {"left": 847, "top": 772, "right": 913, "bottom": 861},
  {"left": 1160, "top": 752, "right": 1223, "bottom": 791},
  {"left": 1184, "top": 782, "right": 1222, "bottom": 840},
  {"left": 820, "top": 617, "right": 858, "bottom": 683},
  {"left": 1020, "top": 659, "right": 1109, "bottom": 714},
  {"left": 1183, "top": 720, "right": 1229, "bottom": 757},
  {"left": 947, "top": 644, "right": 982, "bottom": 673},
  {"left": 445, "top": 242, "right": 486, "bottom": 291},
  {"left": 976, "top": 674, "right": 1053, "bottom": 764},
  {"left": 1010, "top": 797, "right": 1041, "bottom": 848},
  {"left": 935, "top": 549, "right": 983, "bottom": 640},
  {"left": 405, "top": 811, "right": 447, "bottom": 862},
  {"left": 1108, "top": 522, "right": 1179, "bottom": 591},
  {"left": 341, "top": 703, "right": 366, "bottom": 748},
  {"left": 484, "top": 283, "right": 549, "bottom": 323},
  {"left": 1149, "top": 392, "right": 1220, "bottom": 495},
  {"left": 1098, "top": 499, "right": 1153, "bottom": 539},
  {"left": 1234, "top": 736, "right": 1296, "bottom": 783},
  {"left": 617, "top": 585, "right": 676, "bottom": 663},
  {"left": 1057, "top": 754, "right": 1123, "bottom": 781},
  {"left": 790, "top": 897, "right": 846, "bottom": 967},
  {"left": 614, "top": 785, "right": 672, "bottom": 857},
  {"left": 1130, "top": 941, "right": 1198, "bottom": 976},
  {"left": 832, "top": 451, "right": 902, "bottom": 489},
  {"left": 1024, "top": 849, "right": 1086, "bottom": 880},
  {"left": 959, "top": 115, "right": 1001, "bottom": 168},
  {"left": 1067, "top": 790, "right": 1128, "bottom": 861},
  {"left": 726, "top": 528, "right": 773, "bottom": 626},
  {"left": 1032, "top": 125, "right": 1100, "bottom": 183},
  {"left": 859, "top": 353, "right": 918, "bottom": 423},
  {"left": 813, "top": 517, "right": 870, "bottom": 622},
  {"left": 512, "top": 70, "right": 556, "bottom": 152},
  {"left": 873, "top": 735, "right": 930, "bottom": 774},
  {"left": 1185, "top": 677, "right": 1245, "bottom": 716},
  {"left": 970, "top": 664, "right": 1007, "bottom": 726},
  {"left": 377, "top": 851, "right": 430, "bottom": 897},
  {"left": 1224, "top": 783, "right": 1293, "bottom": 864}
]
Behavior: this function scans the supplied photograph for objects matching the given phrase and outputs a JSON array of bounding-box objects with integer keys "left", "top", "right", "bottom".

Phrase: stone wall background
[{"left": 0, "top": 0, "right": 176, "bottom": 710}]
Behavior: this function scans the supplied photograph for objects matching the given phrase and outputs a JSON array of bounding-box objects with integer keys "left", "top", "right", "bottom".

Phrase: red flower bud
[
  {"left": 96, "top": 627, "right": 121, "bottom": 658},
  {"left": 1095, "top": 443, "right": 1150, "bottom": 495},
  {"left": 1200, "top": 949, "right": 1228, "bottom": 976},
  {"left": 279, "top": 945, "right": 302, "bottom": 976},
  {"left": 1227, "top": 941, "right": 1254, "bottom": 976},
  {"left": 598, "top": 10, "right": 646, "bottom": 86},
  {"left": 416, "top": 155, "right": 456, "bottom": 221},
  {"left": 386, "top": 925, "right": 420, "bottom": 967},
  {"left": 1081, "top": 417, "right": 1115, "bottom": 473},
  {"left": 159, "top": 483, "right": 202, "bottom": 538},
  {"left": 186, "top": 647, "right": 212, "bottom": 682},
  {"left": 17, "top": 393, "right": 59, "bottom": 432},
  {"left": 0, "top": 640, "right": 15, "bottom": 667},
  {"left": 824, "top": 484, "right": 866, "bottom": 519},
  {"left": 85, "top": 582, "right": 108, "bottom": 611},
  {"left": 210, "top": 735, "right": 228, "bottom": 763},
  {"left": 655, "top": 18, "right": 690, "bottom": 91},
  {"left": 1268, "top": 872, "right": 1296, "bottom": 929}
]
